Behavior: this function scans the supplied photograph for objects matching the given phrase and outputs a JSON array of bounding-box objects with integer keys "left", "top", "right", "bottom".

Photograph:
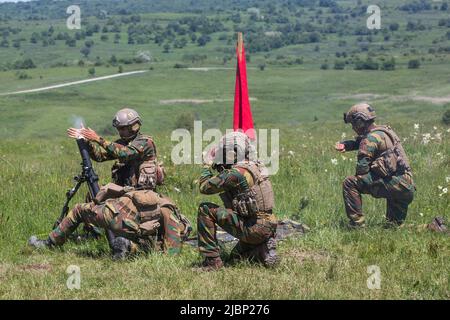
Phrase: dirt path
[
  {"left": 159, "top": 97, "right": 258, "bottom": 105},
  {"left": 338, "top": 92, "right": 450, "bottom": 105},
  {"left": 0, "top": 70, "right": 148, "bottom": 96}
]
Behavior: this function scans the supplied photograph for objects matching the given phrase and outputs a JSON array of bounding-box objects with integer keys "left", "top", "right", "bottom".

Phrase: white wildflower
[
  {"left": 422, "top": 133, "right": 431, "bottom": 145},
  {"left": 414, "top": 124, "right": 419, "bottom": 130},
  {"left": 419, "top": 212, "right": 424, "bottom": 217},
  {"left": 288, "top": 150, "right": 295, "bottom": 156},
  {"left": 174, "top": 187, "right": 181, "bottom": 193},
  {"left": 331, "top": 158, "right": 338, "bottom": 165},
  {"left": 341, "top": 156, "right": 347, "bottom": 161},
  {"left": 446, "top": 176, "right": 450, "bottom": 183},
  {"left": 443, "top": 188, "right": 448, "bottom": 194},
  {"left": 433, "top": 126, "right": 437, "bottom": 131},
  {"left": 438, "top": 185, "right": 443, "bottom": 190},
  {"left": 341, "top": 132, "right": 347, "bottom": 139},
  {"left": 435, "top": 133, "right": 442, "bottom": 141}
]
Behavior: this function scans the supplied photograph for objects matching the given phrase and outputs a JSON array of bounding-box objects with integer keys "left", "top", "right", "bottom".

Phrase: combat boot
[
  {"left": 254, "top": 237, "right": 279, "bottom": 268},
  {"left": 112, "top": 237, "right": 132, "bottom": 260},
  {"left": 28, "top": 236, "right": 55, "bottom": 249},
  {"left": 201, "top": 256, "right": 224, "bottom": 271}
]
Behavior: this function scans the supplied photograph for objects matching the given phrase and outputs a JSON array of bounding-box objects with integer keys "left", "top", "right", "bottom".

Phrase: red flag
[{"left": 233, "top": 33, "right": 255, "bottom": 140}]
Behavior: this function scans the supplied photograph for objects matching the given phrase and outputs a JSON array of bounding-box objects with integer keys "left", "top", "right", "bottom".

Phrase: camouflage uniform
[
  {"left": 341, "top": 126, "right": 415, "bottom": 226},
  {"left": 49, "top": 190, "right": 187, "bottom": 255},
  {"left": 197, "top": 161, "right": 277, "bottom": 262},
  {"left": 88, "top": 133, "right": 163, "bottom": 190}
]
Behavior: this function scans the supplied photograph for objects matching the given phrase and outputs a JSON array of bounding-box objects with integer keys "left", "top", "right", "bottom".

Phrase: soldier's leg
[
  {"left": 343, "top": 173, "right": 391, "bottom": 226},
  {"left": 161, "top": 207, "right": 183, "bottom": 255},
  {"left": 49, "top": 202, "right": 113, "bottom": 245},
  {"left": 384, "top": 175, "right": 415, "bottom": 225},
  {"left": 198, "top": 202, "right": 274, "bottom": 255},
  {"left": 343, "top": 176, "right": 366, "bottom": 226},
  {"left": 197, "top": 202, "right": 223, "bottom": 258}
]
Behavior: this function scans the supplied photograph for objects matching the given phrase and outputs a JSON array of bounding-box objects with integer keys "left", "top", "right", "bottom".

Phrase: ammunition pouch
[
  {"left": 370, "top": 149, "right": 398, "bottom": 178},
  {"left": 94, "top": 183, "right": 132, "bottom": 204},
  {"left": 232, "top": 191, "right": 259, "bottom": 218},
  {"left": 137, "top": 161, "right": 165, "bottom": 190}
]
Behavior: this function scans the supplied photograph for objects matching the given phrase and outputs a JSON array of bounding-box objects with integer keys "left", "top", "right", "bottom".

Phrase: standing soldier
[
  {"left": 335, "top": 103, "right": 415, "bottom": 227},
  {"left": 29, "top": 187, "right": 191, "bottom": 259},
  {"left": 196, "top": 132, "right": 278, "bottom": 271},
  {"left": 67, "top": 108, "right": 165, "bottom": 191}
]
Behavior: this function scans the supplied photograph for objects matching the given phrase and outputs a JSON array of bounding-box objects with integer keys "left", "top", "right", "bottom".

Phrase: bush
[
  {"left": 334, "top": 61, "right": 345, "bottom": 70},
  {"left": 88, "top": 67, "right": 96, "bottom": 76},
  {"left": 443, "top": 109, "right": 450, "bottom": 125},
  {"left": 320, "top": 63, "right": 329, "bottom": 70},
  {"left": 381, "top": 58, "right": 396, "bottom": 71},
  {"left": 408, "top": 59, "right": 421, "bottom": 69},
  {"left": 13, "top": 58, "right": 36, "bottom": 70},
  {"left": 173, "top": 63, "right": 187, "bottom": 69},
  {"left": 354, "top": 58, "right": 379, "bottom": 70},
  {"left": 15, "top": 71, "right": 31, "bottom": 80}
]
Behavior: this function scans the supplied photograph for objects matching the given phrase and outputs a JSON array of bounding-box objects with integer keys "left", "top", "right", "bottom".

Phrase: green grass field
[{"left": 0, "top": 62, "right": 449, "bottom": 299}]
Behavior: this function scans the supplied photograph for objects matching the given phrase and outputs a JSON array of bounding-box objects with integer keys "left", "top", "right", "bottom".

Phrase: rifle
[{"left": 54, "top": 138, "right": 115, "bottom": 249}]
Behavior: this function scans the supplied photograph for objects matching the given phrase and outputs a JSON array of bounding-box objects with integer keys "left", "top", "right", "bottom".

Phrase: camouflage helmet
[
  {"left": 214, "top": 131, "right": 253, "bottom": 165},
  {"left": 112, "top": 108, "right": 142, "bottom": 128},
  {"left": 344, "top": 103, "right": 376, "bottom": 124}
]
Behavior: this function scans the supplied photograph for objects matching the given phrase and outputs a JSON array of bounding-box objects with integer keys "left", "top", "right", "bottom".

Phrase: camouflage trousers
[
  {"left": 49, "top": 202, "right": 183, "bottom": 254},
  {"left": 197, "top": 202, "right": 277, "bottom": 259},
  {"left": 343, "top": 172, "right": 415, "bottom": 226}
]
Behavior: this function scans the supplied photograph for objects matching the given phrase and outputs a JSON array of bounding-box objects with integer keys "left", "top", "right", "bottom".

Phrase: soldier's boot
[
  {"left": 254, "top": 237, "right": 279, "bottom": 268},
  {"left": 28, "top": 236, "right": 55, "bottom": 249},
  {"left": 348, "top": 215, "right": 366, "bottom": 229},
  {"left": 112, "top": 237, "right": 132, "bottom": 260},
  {"left": 201, "top": 256, "right": 224, "bottom": 271}
]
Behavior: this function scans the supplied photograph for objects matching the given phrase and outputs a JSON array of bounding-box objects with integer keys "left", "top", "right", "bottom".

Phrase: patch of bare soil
[{"left": 159, "top": 97, "right": 258, "bottom": 105}]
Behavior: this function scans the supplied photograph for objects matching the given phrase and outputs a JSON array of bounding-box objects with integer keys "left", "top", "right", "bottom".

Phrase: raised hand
[
  {"left": 335, "top": 142, "right": 346, "bottom": 153},
  {"left": 67, "top": 128, "right": 82, "bottom": 139},
  {"left": 80, "top": 127, "right": 101, "bottom": 143}
]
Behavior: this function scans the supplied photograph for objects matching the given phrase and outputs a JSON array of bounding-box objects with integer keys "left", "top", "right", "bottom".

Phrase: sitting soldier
[{"left": 29, "top": 185, "right": 191, "bottom": 259}]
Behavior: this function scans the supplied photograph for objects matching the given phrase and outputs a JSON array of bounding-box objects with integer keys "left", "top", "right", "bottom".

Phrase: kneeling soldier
[
  {"left": 197, "top": 132, "right": 278, "bottom": 271},
  {"left": 29, "top": 185, "right": 191, "bottom": 259},
  {"left": 335, "top": 103, "right": 416, "bottom": 227}
]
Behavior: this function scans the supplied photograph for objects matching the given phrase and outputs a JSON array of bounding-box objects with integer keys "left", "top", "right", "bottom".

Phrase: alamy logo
[{"left": 66, "top": 5, "right": 81, "bottom": 30}]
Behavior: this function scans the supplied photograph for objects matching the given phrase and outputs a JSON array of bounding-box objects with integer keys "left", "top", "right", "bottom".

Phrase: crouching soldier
[
  {"left": 196, "top": 132, "right": 279, "bottom": 271},
  {"left": 29, "top": 185, "right": 191, "bottom": 259},
  {"left": 335, "top": 103, "right": 416, "bottom": 227}
]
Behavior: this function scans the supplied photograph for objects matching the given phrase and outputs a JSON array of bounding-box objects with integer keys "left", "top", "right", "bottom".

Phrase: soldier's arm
[
  {"left": 341, "top": 136, "right": 363, "bottom": 152},
  {"left": 199, "top": 167, "right": 250, "bottom": 195},
  {"left": 87, "top": 141, "right": 116, "bottom": 162},
  {"left": 96, "top": 136, "right": 156, "bottom": 162},
  {"left": 355, "top": 134, "right": 379, "bottom": 175}
]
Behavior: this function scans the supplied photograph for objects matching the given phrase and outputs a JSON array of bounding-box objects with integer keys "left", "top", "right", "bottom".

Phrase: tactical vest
[
  {"left": 220, "top": 161, "right": 274, "bottom": 216},
  {"left": 111, "top": 134, "right": 165, "bottom": 190},
  {"left": 369, "top": 125, "right": 412, "bottom": 178},
  {"left": 107, "top": 190, "right": 191, "bottom": 241}
]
